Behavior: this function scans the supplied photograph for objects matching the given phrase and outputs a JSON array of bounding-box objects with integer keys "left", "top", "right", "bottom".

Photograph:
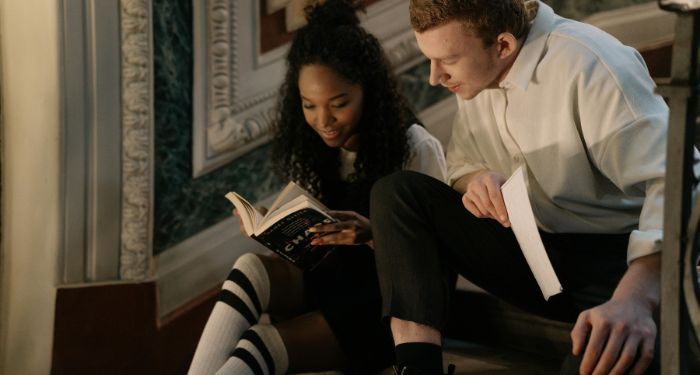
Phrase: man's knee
[{"left": 371, "top": 171, "right": 431, "bottom": 212}]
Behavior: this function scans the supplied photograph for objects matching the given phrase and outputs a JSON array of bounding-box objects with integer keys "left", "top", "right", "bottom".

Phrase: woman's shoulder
[
  {"left": 406, "top": 123, "right": 442, "bottom": 149},
  {"left": 404, "top": 123, "right": 446, "bottom": 160},
  {"left": 403, "top": 123, "right": 448, "bottom": 181}
]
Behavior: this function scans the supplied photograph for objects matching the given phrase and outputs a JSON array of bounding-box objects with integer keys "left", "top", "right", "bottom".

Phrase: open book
[
  {"left": 225, "top": 181, "right": 337, "bottom": 270},
  {"left": 501, "top": 165, "right": 563, "bottom": 300}
]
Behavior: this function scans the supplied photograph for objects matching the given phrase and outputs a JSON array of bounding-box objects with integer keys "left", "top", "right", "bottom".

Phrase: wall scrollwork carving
[{"left": 120, "top": 0, "right": 153, "bottom": 281}]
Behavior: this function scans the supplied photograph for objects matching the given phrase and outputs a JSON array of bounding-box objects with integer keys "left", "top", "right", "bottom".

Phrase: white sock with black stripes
[
  {"left": 188, "top": 253, "right": 271, "bottom": 375},
  {"left": 215, "top": 324, "right": 289, "bottom": 375}
]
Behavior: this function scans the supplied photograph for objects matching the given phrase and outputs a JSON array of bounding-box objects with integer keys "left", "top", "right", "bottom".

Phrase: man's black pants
[
  {"left": 370, "top": 170, "right": 630, "bottom": 327},
  {"left": 370, "top": 171, "right": 660, "bottom": 373}
]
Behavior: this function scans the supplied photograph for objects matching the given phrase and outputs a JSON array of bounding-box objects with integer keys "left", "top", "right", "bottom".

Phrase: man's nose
[{"left": 429, "top": 60, "right": 447, "bottom": 86}]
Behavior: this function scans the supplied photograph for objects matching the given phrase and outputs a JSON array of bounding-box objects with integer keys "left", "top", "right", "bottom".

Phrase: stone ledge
[{"left": 445, "top": 287, "right": 573, "bottom": 362}]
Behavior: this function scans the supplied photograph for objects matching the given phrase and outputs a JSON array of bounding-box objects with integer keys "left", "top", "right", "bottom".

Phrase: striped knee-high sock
[
  {"left": 216, "top": 324, "right": 289, "bottom": 375},
  {"left": 189, "top": 253, "right": 271, "bottom": 375}
]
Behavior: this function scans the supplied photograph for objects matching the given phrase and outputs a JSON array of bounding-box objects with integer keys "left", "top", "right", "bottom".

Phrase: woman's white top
[{"left": 338, "top": 124, "right": 447, "bottom": 182}]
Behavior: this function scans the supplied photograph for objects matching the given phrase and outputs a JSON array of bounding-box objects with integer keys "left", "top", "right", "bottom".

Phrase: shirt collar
[{"left": 500, "top": 1, "right": 556, "bottom": 91}]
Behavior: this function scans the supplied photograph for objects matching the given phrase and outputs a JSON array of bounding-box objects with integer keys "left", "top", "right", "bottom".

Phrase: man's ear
[{"left": 495, "top": 32, "right": 519, "bottom": 59}]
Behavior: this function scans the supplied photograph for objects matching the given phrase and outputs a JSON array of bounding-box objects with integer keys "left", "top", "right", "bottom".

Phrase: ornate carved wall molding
[
  {"left": 192, "top": 0, "right": 422, "bottom": 177},
  {"left": 120, "top": 0, "right": 153, "bottom": 281}
]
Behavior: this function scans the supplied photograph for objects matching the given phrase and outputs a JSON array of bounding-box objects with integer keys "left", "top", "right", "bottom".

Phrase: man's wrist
[
  {"left": 611, "top": 253, "right": 661, "bottom": 311},
  {"left": 452, "top": 169, "right": 488, "bottom": 194}
]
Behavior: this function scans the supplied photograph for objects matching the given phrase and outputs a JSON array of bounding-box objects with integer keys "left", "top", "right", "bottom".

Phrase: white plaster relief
[
  {"left": 206, "top": 0, "right": 250, "bottom": 154},
  {"left": 120, "top": 0, "right": 153, "bottom": 281},
  {"left": 284, "top": 0, "right": 309, "bottom": 32},
  {"left": 266, "top": 0, "right": 290, "bottom": 14},
  {"left": 265, "top": 0, "right": 311, "bottom": 32}
]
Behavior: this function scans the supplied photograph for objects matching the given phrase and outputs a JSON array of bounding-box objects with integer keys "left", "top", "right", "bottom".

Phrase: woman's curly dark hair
[{"left": 271, "top": 0, "right": 418, "bottom": 208}]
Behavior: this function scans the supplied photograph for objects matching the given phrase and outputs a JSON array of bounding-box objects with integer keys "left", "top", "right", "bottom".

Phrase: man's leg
[
  {"left": 371, "top": 171, "right": 551, "bottom": 373},
  {"left": 390, "top": 320, "right": 444, "bottom": 374}
]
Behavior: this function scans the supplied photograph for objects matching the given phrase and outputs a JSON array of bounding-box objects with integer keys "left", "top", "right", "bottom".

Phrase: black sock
[{"left": 395, "top": 342, "right": 443, "bottom": 374}]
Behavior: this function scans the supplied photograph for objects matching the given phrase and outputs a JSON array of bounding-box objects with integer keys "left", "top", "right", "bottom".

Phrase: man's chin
[
  {"left": 457, "top": 88, "right": 484, "bottom": 100},
  {"left": 458, "top": 92, "right": 477, "bottom": 100}
]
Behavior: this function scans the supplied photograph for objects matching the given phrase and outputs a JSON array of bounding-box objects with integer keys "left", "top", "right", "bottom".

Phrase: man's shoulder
[
  {"left": 538, "top": 16, "right": 646, "bottom": 84},
  {"left": 547, "top": 16, "right": 634, "bottom": 66}
]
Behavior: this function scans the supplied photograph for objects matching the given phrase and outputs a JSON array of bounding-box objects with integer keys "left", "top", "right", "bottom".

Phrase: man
[{"left": 370, "top": 1, "right": 673, "bottom": 374}]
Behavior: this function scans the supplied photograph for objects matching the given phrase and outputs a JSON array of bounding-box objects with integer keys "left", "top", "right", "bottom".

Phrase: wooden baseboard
[{"left": 51, "top": 282, "right": 219, "bottom": 375}]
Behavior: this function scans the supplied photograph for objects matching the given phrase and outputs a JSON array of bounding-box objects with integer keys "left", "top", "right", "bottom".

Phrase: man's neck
[{"left": 495, "top": 37, "right": 526, "bottom": 86}]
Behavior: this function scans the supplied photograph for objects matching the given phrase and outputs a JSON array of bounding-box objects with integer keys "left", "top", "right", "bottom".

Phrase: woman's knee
[
  {"left": 254, "top": 253, "right": 307, "bottom": 316},
  {"left": 232, "top": 252, "right": 266, "bottom": 271}
]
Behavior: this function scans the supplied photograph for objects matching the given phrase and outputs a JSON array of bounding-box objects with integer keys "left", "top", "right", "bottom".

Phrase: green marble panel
[{"left": 153, "top": 0, "right": 280, "bottom": 254}]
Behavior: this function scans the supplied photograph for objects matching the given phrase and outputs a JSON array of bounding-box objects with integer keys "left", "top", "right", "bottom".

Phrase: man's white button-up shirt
[{"left": 446, "top": 1, "right": 678, "bottom": 263}]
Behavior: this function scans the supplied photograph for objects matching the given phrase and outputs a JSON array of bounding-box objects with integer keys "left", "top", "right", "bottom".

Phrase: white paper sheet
[{"left": 501, "top": 165, "right": 563, "bottom": 300}]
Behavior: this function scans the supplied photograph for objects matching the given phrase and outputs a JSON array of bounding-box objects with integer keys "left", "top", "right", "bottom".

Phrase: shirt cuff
[
  {"left": 627, "top": 229, "right": 663, "bottom": 264},
  {"left": 447, "top": 164, "right": 486, "bottom": 187}
]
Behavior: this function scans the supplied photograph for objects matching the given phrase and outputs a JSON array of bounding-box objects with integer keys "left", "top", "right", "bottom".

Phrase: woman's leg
[
  {"left": 261, "top": 253, "right": 309, "bottom": 319},
  {"left": 217, "top": 311, "right": 348, "bottom": 375},
  {"left": 276, "top": 310, "right": 348, "bottom": 372},
  {"left": 189, "top": 253, "right": 308, "bottom": 374}
]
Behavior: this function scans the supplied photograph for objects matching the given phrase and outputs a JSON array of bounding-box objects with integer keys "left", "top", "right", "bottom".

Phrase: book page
[
  {"left": 225, "top": 192, "right": 264, "bottom": 236},
  {"left": 267, "top": 181, "right": 304, "bottom": 214},
  {"left": 501, "top": 165, "right": 563, "bottom": 300},
  {"left": 267, "top": 181, "right": 331, "bottom": 215}
]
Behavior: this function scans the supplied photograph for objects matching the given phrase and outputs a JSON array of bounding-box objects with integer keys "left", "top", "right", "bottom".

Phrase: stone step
[
  {"left": 445, "top": 286, "right": 572, "bottom": 363},
  {"left": 300, "top": 282, "right": 569, "bottom": 375},
  {"left": 300, "top": 273, "right": 700, "bottom": 374},
  {"left": 441, "top": 281, "right": 571, "bottom": 374},
  {"left": 443, "top": 338, "right": 560, "bottom": 374},
  {"left": 300, "top": 340, "right": 559, "bottom": 375}
]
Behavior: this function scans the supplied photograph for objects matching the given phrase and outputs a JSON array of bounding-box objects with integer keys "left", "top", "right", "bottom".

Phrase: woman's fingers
[
  {"left": 309, "top": 221, "right": 353, "bottom": 234},
  {"left": 326, "top": 210, "right": 357, "bottom": 221},
  {"left": 311, "top": 230, "right": 356, "bottom": 245}
]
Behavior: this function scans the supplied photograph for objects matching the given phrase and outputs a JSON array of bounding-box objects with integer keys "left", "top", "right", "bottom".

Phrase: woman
[{"left": 189, "top": 1, "right": 446, "bottom": 374}]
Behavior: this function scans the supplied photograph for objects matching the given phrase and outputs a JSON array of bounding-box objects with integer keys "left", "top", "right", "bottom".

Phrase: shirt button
[{"left": 513, "top": 155, "right": 522, "bottom": 163}]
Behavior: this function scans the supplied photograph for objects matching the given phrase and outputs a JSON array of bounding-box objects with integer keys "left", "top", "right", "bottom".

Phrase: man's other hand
[{"left": 571, "top": 253, "right": 660, "bottom": 375}]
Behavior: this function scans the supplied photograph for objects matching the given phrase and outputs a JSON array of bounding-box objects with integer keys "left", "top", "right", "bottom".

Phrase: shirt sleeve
[
  {"left": 445, "top": 97, "right": 489, "bottom": 186},
  {"left": 598, "top": 120, "right": 666, "bottom": 263},
  {"left": 575, "top": 46, "right": 671, "bottom": 263},
  {"left": 404, "top": 125, "right": 448, "bottom": 182}
]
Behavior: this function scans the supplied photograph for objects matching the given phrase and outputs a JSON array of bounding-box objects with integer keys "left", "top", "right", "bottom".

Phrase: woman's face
[{"left": 298, "top": 64, "right": 364, "bottom": 151}]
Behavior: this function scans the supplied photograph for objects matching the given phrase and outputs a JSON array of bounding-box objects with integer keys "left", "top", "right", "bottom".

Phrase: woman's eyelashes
[
  {"left": 302, "top": 101, "right": 350, "bottom": 110},
  {"left": 332, "top": 101, "right": 349, "bottom": 109}
]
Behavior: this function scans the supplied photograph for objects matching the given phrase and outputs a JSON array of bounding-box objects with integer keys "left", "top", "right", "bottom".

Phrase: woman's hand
[
  {"left": 232, "top": 206, "right": 269, "bottom": 235},
  {"left": 308, "top": 210, "right": 373, "bottom": 247}
]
